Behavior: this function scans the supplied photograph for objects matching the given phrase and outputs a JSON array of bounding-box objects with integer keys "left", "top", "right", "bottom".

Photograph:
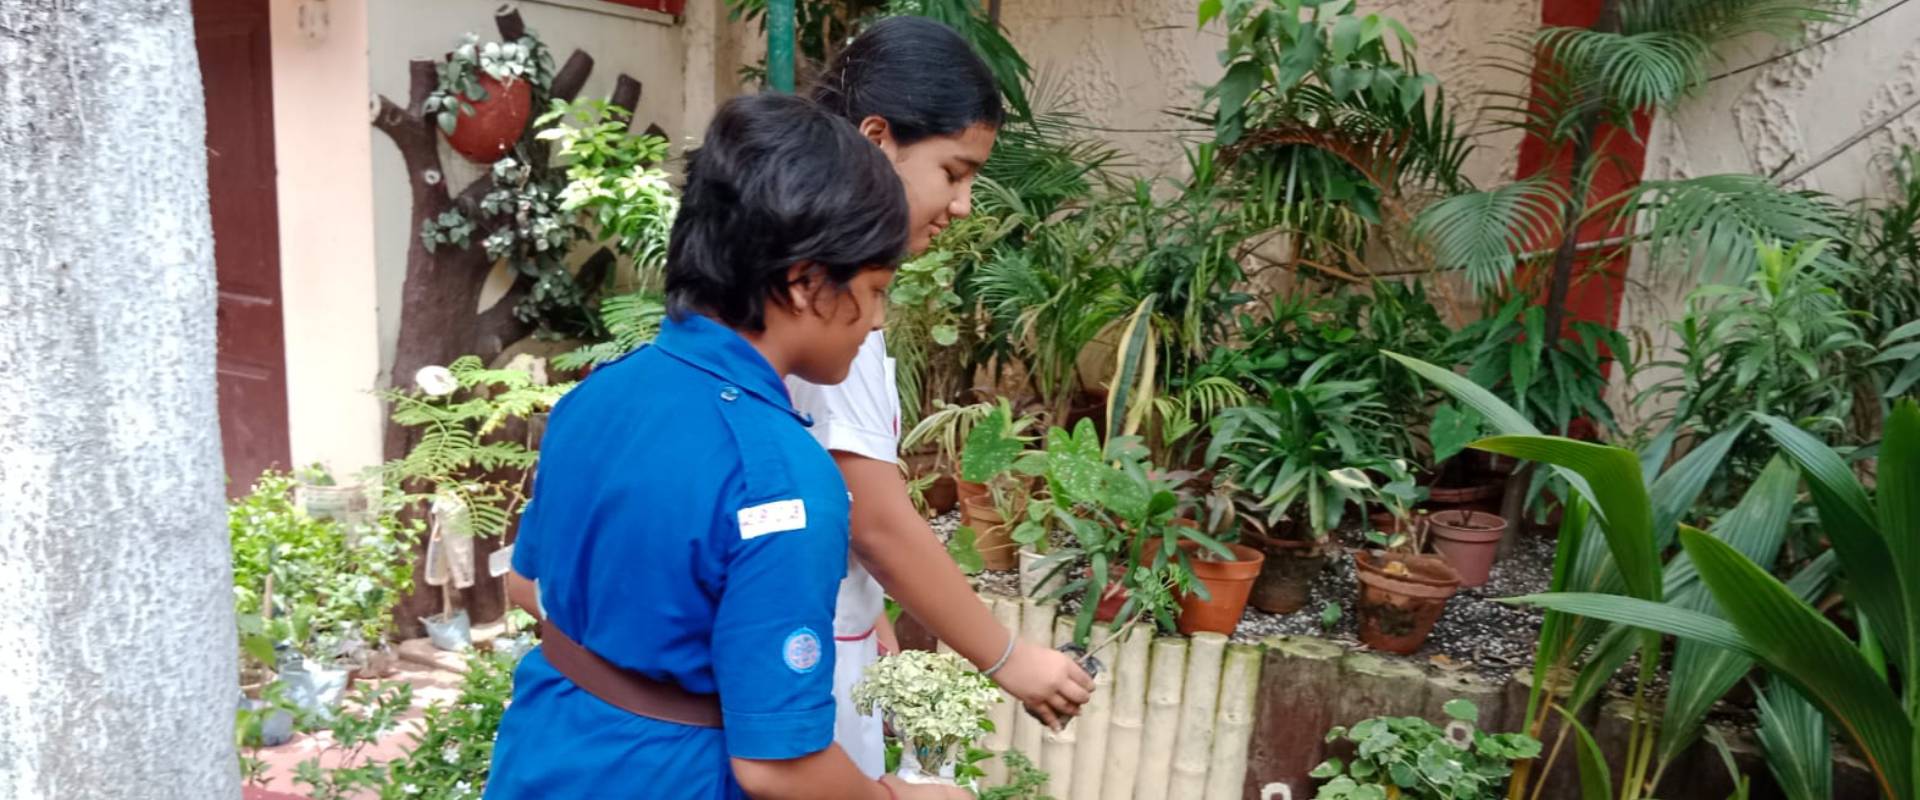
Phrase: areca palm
[{"left": 1414, "top": 0, "right": 1854, "bottom": 337}]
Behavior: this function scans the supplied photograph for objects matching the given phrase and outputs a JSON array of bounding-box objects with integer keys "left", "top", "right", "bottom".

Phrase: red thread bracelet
[{"left": 878, "top": 778, "right": 898, "bottom": 799}]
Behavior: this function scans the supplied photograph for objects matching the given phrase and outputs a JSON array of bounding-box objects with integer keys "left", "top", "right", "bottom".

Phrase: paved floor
[{"left": 241, "top": 657, "right": 470, "bottom": 799}]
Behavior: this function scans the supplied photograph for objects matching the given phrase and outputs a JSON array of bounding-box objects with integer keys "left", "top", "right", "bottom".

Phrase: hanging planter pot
[
  {"left": 1353, "top": 550, "right": 1459, "bottom": 654},
  {"left": 1428, "top": 509, "right": 1506, "bottom": 588},
  {"left": 443, "top": 73, "right": 532, "bottom": 164},
  {"left": 1175, "top": 541, "right": 1265, "bottom": 635}
]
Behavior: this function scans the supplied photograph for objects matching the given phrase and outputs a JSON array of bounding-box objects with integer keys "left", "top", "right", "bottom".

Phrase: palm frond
[
  {"left": 1623, "top": 174, "right": 1850, "bottom": 282},
  {"left": 1413, "top": 176, "right": 1570, "bottom": 290},
  {"left": 1537, "top": 27, "right": 1711, "bottom": 110}
]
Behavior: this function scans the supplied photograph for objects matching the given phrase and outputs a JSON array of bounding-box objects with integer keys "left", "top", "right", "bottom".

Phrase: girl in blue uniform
[{"left": 487, "top": 94, "right": 968, "bottom": 800}]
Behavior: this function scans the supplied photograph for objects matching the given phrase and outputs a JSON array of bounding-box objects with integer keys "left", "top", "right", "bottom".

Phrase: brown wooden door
[{"left": 194, "top": 0, "right": 290, "bottom": 493}]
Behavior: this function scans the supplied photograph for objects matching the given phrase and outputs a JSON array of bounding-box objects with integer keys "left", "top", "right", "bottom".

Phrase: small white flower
[
  {"left": 443, "top": 745, "right": 460, "bottom": 763},
  {"left": 403, "top": 784, "right": 422, "bottom": 795},
  {"left": 415, "top": 366, "right": 458, "bottom": 397}
]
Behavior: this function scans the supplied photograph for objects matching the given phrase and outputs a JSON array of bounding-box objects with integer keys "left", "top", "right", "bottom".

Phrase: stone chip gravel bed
[{"left": 937, "top": 510, "right": 1556, "bottom": 679}]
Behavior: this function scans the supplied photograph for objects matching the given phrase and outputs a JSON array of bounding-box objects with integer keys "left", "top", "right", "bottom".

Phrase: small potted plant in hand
[
  {"left": 851, "top": 650, "right": 1001, "bottom": 787},
  {"left": 1310, "top": 699, "right": 1540, "bottom": 799}
]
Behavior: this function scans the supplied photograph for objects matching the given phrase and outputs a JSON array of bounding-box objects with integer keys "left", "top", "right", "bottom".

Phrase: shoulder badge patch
[
  {"left": 738, "top": 499, "right": 808, "bottom": 539},
  {"left": 783, "top": 627, "right": 822, "bottom": 674}
]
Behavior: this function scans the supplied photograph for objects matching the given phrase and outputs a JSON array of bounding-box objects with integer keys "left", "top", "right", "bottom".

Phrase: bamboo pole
[
  {"left": 1013, "top": 598, "right": 1056, "bottom": 765},
  {"left": 1102, "top": 624, "right": 1153, "bottom": 800},
  {"left": 984, "top": 596, "right": 1022, "bottom": 788},
  {"left": 1203, "top": 643, "right": 1263, "bottom": 800},
  {"left": 1421, "top": 669, "right": 1507, "bottom": 729},
  {"left": 1134, "top": 636, "right": 1189, "bottom": 800},
  {"left": 1244, "top": 636, "right": 1347, "bottom": 798},
  {"left": 1043, "top": 616, "right": 1080, "bottom": 799},
  {"left": 1170, "top": 632, "right": 1228, "bottom": 800},
  {"left": 1070, "top": 624, "right": 1115, "bottom": 800}
]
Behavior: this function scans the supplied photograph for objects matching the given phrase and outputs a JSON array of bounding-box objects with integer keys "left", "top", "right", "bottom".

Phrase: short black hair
[
  {"left": 810, "top": 16, "right": 1005, "bottom": 146},
  {"left": 664, "top": 93, "right": 908, "bottom": 331}
]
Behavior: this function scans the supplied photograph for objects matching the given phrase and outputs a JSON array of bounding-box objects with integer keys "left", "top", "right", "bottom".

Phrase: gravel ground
[
  {"left": 1225, "top": 528, "right": 1554, "bottom": 677},
  {"left": 943, "top": 510, "right": 1557, "bottom": 678}
]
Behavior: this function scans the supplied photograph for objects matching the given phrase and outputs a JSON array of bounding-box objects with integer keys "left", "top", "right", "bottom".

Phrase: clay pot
[
  {"left": 444, "top": 74, "right": 532, "bottom": 163},
  {"left": 905, "top": 451, "right": 957, "bottom": 516},
  {"left": 955, "top": 477, "right": 988, "bottom": 509},
  {"left": 1245, "top": 533, "right": 1328, "bottom": 614},
  {"left": 959, "top": 495, "right": 1018, "bottom": 570},
  {"left": 1426, "top": 480, "right": 1503, "bottom": 510},
  {"left": 1175, "top": 542, "right": 1265, "bottom": 635},
  {"left": 1092, "top": 562, "right": 1130, "bottom": 622},
  {"left": 1353, "top": 550, "right": 1460, "bottom": 654},
  {"left": 1428, "top": 509, "right": 1506, "bottom": 587}
]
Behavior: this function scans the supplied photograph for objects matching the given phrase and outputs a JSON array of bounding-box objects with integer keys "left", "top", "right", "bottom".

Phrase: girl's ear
[
  {"left": 858, "top": 115, "right": 898, "bottom": 158},
  {"left": 785, "top": 262, "right": 819, "bottom": 314}
]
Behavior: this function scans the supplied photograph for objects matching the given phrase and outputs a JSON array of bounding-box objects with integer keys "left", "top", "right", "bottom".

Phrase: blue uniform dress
[{"left": 488, "top": 313, "right": 850, "bottom": 799}]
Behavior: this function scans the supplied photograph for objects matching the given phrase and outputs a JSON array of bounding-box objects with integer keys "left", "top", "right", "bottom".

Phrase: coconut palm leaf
[{"left": 1754, "top": 673, "right": 1834, "bottom": 800}]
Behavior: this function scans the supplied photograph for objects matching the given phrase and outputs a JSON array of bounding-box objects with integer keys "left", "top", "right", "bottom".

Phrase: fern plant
[{"left": 383, "top": 357, "right": 572, "bottom": 538}]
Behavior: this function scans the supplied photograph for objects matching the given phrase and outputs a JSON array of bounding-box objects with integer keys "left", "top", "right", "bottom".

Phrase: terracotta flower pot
[
  {"left": 1425, "top": 479, "right": 1503, "bottom": 510},
  {"left": 1092, "top": 562, "right": 1130, "bottom": 622},
  {"left": 959, "top": 495, "right": 1018, "bottom": 570},
  {"left": 1175, "top": 542, "right": 1265, "bottom": 635},
  {"left": 1244, "top": 533, "right": 1327, "bottom": 614},
  {"left": 954, "top": 477, "right": 988, "bottom": 509},
  {"left": 905, "top": 451, "right": 957, "bottom": 516},
  {"left": 444, "top": 73, "right": 532, "bottom": 164},
  {"left": 1353, "top": 550, "right": 1460, "bottom": 654},
  {"left": 1428, "top": 509, "right": 1506, "bottom": 587}
]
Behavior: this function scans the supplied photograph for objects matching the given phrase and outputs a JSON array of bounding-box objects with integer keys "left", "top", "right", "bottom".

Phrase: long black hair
[
  {"left": 664, "top": 93, "right": 908, "bottom": 331},
  {"left": 809, "top": 16, "right": 1004, "bottom": 145}
]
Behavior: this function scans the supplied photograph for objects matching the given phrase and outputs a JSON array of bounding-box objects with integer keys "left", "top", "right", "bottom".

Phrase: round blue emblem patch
[{"left": 783, "top": 627, "right": 822, "bottom": 674}]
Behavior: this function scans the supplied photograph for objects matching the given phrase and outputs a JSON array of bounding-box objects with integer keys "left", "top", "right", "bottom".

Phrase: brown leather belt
[{"left": 537, "top": 621, "right": 724, "bottom": 728}]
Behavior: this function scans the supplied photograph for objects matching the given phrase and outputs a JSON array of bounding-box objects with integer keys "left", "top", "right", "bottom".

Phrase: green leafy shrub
[{"left": 1310, "top": 700, "right": 1540, "bottom": 800}]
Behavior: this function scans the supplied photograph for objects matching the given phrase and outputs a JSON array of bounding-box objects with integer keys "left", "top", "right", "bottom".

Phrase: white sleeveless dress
[{"left": 785, "top": 331, "right": 899, "bottom": 778}]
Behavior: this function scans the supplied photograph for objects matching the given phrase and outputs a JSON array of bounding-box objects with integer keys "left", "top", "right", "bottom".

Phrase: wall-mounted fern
[{"left": 382, "top": 356, "right": 573, "bottom": 537}]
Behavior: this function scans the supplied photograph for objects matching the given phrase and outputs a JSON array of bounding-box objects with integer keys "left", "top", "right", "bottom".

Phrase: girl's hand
[
  {"left": 994, "top": 639, "right": 1093, "bottom": 730},
  {"left": 880, "top": 775, "right": 972, "bottom": 799}
]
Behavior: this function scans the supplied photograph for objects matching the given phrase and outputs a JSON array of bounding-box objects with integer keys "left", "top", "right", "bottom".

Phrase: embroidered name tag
[{"left": 738, "top": 499, "right": 808, "bottom": 539}]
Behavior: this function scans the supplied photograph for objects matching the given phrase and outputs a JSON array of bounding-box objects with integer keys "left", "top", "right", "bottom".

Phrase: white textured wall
[
  {"left": 0, "top": 1, "right": 238, "bottom": 797},
  {"left": 998, "top": 0, "right": 1539, "bottom": 187},
  {"left": 1613, "top": 0, "right": 1920, "bottom": 429}
]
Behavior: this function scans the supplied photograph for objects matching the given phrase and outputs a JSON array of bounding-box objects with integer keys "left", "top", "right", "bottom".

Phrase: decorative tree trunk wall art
[{"left": 371, "top": 7, "right": 658, "bottom": 634}]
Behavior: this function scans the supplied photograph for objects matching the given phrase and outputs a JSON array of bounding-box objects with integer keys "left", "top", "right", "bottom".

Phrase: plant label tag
[
  {"left": 488, "top": 545, "right": 513, "bottom": 578},
  {"left": 738, "top": 499, "right": 808, "bottom": 539}
]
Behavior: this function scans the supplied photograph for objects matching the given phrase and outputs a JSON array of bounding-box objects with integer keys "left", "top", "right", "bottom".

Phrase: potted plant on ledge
[{"left": 1207, "top": 363, "right": 1398, "bottom": 613}]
